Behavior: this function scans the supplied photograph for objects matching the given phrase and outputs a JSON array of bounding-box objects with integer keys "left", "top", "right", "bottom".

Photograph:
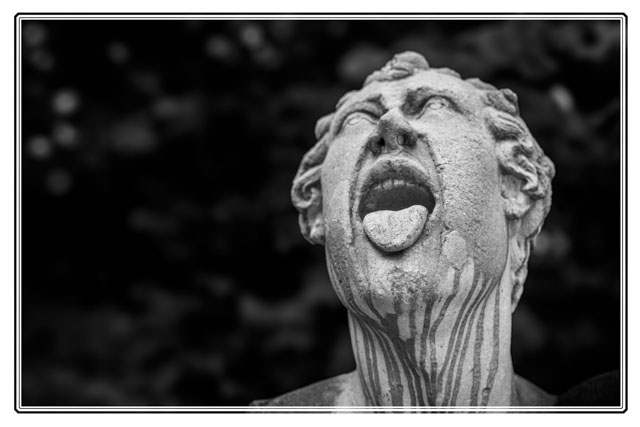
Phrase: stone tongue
[{"left": 362, "top": 205, "right": 428, "bottom": 253}]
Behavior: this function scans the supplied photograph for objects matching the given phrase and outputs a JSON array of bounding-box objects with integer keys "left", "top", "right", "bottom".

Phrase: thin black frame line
[
  {"left": 623, "top": 12, "right": 628, "bottom": 414},
  {"left": 13, "top": 10, "right": 18, "bottom": 416},
  {"left": 13, "top": 405, "right": 627, "bottom": 413},
  {"left": 13, "top": 409, "right": 626, "bottom": 414},
  {"left": 13, "top": 12, "right": 629, "bottom": 16}
]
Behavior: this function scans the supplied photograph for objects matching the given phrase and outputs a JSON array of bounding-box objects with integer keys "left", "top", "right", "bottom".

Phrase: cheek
[
  {"left": 427, "top": 126, "right": 508, "bottom": 273},
  {"left": 441, "top": 137, "right": 500, "bottom": 217},
  {"left": 422, "top": 120, "right": 500, "bottom": 217},
  {"left": 320, "top": 136, "right": 365, "bottom": 235}
]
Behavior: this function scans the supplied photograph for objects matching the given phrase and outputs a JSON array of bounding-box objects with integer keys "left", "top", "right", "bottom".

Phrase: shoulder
[
  {"left": 515, "top": 370, "right": 620, "bottom": 407},
  {"left": 556, "top": 370, "right": 620, "bottom": 406},
  {"left": 250, "top": 372, "right": 356, "bottom": 407}
]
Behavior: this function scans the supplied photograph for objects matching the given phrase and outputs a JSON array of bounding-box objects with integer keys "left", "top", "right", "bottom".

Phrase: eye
[
  {"left": 344, "top": 111, "right": 377, "bottom": 127},
  {"left": 423, "top": 96, "right": 451, "bottom": 111}
]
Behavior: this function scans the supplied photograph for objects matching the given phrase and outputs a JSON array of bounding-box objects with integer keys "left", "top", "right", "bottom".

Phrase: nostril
[
  {"left": 367, "top": 127, "right": 416, "bottom": 155},
  {"left": 367, "top": 134, "right": 385, "bottom": 155},
  {"left": 399, "top": 131, "right": 416, "bottom": 147}
]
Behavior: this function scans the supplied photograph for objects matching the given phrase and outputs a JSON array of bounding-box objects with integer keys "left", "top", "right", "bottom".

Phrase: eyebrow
[
  {"left": 401, "top": 86, "right": 465, "bottom": 115},
  {"left": 402, "top": 87, "right": 431, "bottom": 113},
  {"left": 346, "top": 93, "right": 386, "bottom": 112}
]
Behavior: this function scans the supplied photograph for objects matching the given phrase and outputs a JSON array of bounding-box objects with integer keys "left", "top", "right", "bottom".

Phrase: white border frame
[{"left": 14, "top": 12, "right": 627, "bottom": 414}]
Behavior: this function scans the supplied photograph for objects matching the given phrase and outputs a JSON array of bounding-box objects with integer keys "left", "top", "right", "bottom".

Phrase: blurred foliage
[{"left": 21, "top": 19, "right": 621, "bottom": 406}]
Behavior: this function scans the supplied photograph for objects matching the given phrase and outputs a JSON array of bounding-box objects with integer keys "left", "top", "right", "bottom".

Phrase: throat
[{"left": 347, "top": 267, "right": 515, "bottom": 407}]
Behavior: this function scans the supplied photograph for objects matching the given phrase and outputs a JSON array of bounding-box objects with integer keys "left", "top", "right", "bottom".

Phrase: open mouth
[
  {"left": 358, "top": 164, "right": 436, "bottom": 221},
  {"left": 357, "top": 159, "right": 436, "bottom": 253}
]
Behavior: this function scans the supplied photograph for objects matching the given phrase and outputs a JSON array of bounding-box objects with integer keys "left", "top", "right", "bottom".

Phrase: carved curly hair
[{"left": 291, "top": 51, "right": 555, "bottom": 310}]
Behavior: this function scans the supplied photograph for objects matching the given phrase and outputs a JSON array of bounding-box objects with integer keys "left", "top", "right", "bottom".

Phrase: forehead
[{"left": 339, "top": 69, "right": 485, "bottom": 111}]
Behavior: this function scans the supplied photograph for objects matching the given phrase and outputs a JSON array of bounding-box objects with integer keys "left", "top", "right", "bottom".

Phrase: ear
[
  {"left": 295, "top": 183, "right": 325, "bottom": 245},
  {"left": 501, "top": 173, "right": 534, "bottom": 220},
  {"left": 501, "top": 174, "right": 530, "bottom": 311},
  {"left": 502, "top": 173, "right": 548, "bottom": 312},
  {"left": 291, "top": 149, "right": 327, "bottom": 245},
  {"left": 292, "top": 113, "right": 334, "bottom": 246}
]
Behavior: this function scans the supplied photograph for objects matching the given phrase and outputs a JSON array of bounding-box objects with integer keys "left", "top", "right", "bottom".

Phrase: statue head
[{"left": 291, "top": 51, "right": 555, "bottom": 323}]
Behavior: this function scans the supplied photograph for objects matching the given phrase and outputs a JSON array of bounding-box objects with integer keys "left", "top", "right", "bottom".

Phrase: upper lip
[{"left": 356, "top": 156, "right": 436, "bottom": 221}]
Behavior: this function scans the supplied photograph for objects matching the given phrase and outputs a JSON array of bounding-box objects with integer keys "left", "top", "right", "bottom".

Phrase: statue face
[{"left": 321, "top": 70, "right": 509, "bottom": 319}]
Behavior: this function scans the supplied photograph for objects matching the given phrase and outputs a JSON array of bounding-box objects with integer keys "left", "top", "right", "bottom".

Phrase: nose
[{"left": 366, "top": 109, "right": 417, "bottom": 156}]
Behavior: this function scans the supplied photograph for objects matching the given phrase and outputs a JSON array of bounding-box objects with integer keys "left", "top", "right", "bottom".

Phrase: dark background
[{"left": 20, "top": 19, "right": 621, "bottom": 406}]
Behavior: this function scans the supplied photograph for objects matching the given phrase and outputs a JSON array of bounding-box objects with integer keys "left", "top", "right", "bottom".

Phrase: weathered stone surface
[
  {"left": 276, "top": 51, "right": 559, "bottom": 407},
  {"left": 362, "top": 205, "right": 428, "bottom": 252}
]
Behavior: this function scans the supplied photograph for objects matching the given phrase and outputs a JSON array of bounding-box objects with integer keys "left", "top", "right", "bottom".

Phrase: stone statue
[{"left": 251, "top": 52, "right": 614, "bottom": 407}]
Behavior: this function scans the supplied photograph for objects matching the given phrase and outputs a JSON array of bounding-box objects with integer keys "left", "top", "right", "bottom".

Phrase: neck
[{"left": 347, "top": 262, "right": 515, "bottom": 406}]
